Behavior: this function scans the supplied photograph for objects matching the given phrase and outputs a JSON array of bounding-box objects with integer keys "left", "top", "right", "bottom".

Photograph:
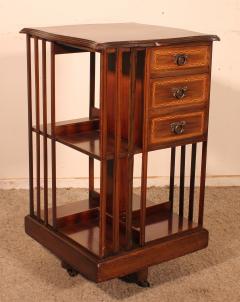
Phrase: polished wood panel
[
  {"left": 20, "top": 23, "right": 219, "bottom": 51},
  {"left": 25, "top": 215, "right": 209, "bottom": 283},
  {"left": 150, "top": 43, "right": 211, "bottom": 77},
  {"left": 51, "top": 200, "right": 198, "bottom": 256},
  {"left": 33, "top": 119, "right": 141, "bottom": 160},
  {"left": 105, "top": 50, "right": 144, "bottom": 147},
  {"left": 150, "top": 73, "right": 209, "bottom": 109},
  {"left": 38, "top": 117, "right": 99, "bottom": 136},
  {"left": 40, "top": 194, "right": 99, "bottom": 225},
  {"left": 98, "top": 228, "right": 208, "bottom": 282},
  {"left": 54, "top": 130, "right": 134, "bottom": 159},
  {"left": 149, "top": 111, "right": 206, "bottom": 146},
  {"left": 133, "top": 209, "right": 198, "bottom": 243},
  {"left": 25, "top": 215, "right": 98, "bottom": 281}
]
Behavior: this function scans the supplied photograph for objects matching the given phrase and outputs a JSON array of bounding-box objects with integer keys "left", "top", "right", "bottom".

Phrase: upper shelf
[
  {"left": 32, "top": 117, "right": 141, "bottom": 160},
  {"left": 20, "top": 23, "right": 220, "bottom": 51}
]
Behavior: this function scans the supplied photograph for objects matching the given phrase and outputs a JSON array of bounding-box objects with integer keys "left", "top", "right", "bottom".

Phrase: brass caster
[
  {"left": 119, "top": 272, "right": 150, "bottom": 287},
  {"left": 61, "top": 261, "right": 78, "bottom": 277},
  {"left": 136, "top": 280, "right": 150, "bottom": 288}
]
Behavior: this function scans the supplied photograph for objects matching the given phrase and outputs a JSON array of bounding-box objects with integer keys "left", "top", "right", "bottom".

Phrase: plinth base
[{"left": 25, "top": 215, "right": 208, "bottom": 283}]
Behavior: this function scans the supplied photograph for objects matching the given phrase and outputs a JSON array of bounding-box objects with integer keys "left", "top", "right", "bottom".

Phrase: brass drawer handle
[
  {"left": 174, "top": 54, "right": 188, "bottom": 66},
  {"left": 172, "top": 86, "right": 188, "bottom": 100},
  {"left": 170, "top": 121, "right": 186, "bottom": 134}
]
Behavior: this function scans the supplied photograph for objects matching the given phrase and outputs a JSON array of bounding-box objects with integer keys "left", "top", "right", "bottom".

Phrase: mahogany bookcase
[{"left": 20, "top": 23, "right": 219, "bottom": 287}]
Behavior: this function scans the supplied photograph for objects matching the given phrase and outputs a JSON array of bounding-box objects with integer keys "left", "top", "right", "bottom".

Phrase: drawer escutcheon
[
  {"left": 174, "top": 54, "right": 188, "bottom": 66},
  {"left": 170, "top": 121, "right": 186, "bottom": 134},
  {"left": 172, "top": 86, "right": 188, "bottom": 100}
]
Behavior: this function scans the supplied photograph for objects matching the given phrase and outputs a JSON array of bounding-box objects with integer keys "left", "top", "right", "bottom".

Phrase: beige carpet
[{"left": 0, "top": 187, "right": 239, "bottom": 302}]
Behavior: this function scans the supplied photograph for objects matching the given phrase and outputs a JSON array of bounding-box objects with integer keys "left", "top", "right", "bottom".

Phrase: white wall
[{"left": 0, "top": 0, "right": 239, "bottom": 188}]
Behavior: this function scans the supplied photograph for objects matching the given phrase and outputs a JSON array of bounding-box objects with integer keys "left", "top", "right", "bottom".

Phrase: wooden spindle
[
  {"left": 113, "top": 49, "right": 122, "bottom": 253},
  {"left": 26, "top": 35, "right": 34, "bottom": 217},
  {"left": 140, "top": 152, "right": 148, "bottom": 246},
  {"left": 89, "top": 52, "right": 95, "bottom": 116},
  {"left": 169, "top": 147, "right": 176, "bottom": 212},
  {"left": 99, "top": 50, "right": 108, "bottom": 257},
  {"left": 51, "top": 42, "right": 57, "bottom": 229},
  {"left": 198, "top": 141, "right": 208, "bottom": 226},
  {"left": 89, "top": 52, "right": 95, "bottom": 201},
  {"left": 42, "top": 40, "right": 48, "bottom": 225},
  {"left": 126, "top": 48, "right": 136, "bottom": 249},
  {"left": 140, "top": 49, "right": 150, "bottom": 246},
  {"left": 188, "top": 143, "right": 197, "bottom": 221},
  {"left": 179, "top": 145, "right": 186, "bottom": 217},
  {"left": 34, "top": 37, "right": 41, "bottom": 219}
]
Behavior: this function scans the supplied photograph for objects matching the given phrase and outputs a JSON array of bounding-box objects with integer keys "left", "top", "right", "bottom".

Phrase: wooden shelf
[
  {"left": 43, "top": 194, "right": 198, "bottom": 256},
  {"left": 33, "top": 117, "right": 141, "bottom": 159},
  {"left": 132, "top": 203, "right": 198, "bottom": 243}
]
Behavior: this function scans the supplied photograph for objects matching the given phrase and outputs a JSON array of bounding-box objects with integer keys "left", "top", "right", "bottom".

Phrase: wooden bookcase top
[{"left": 20, "top": 22, "right": 220, "bottom": 50}]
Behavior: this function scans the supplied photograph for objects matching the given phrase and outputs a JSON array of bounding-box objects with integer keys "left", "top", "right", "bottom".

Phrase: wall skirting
[{"left": 0, "top": 176, "right": 240, "bottom": 189}]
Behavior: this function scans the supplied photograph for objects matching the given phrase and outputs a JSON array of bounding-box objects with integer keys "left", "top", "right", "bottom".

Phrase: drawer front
[
  {"left": 150, "top": 74, "right": 209, "bottom": 109},
  {"left": 150, "top": 44, "right": 210, "bottom": 76},
  {"left": 149, "top": 111, "right": 206, "bottom": 146}
]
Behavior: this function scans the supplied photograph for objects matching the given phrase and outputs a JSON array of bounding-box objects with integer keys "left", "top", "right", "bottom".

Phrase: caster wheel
[
  {"left": 67, "top": 268, "right": 78, "bottom": 277},
  {"left": 119, "top": 274, "right": 136, "bottom": 284},
  {"left": 61, "top": 261, "right": 78, "bottom": 277},
  {"left": 119, "top": 273, "right": 150, "bottom": 287},
  {"left": 136, "top": 280, "right": 150, "bottom": 288}
]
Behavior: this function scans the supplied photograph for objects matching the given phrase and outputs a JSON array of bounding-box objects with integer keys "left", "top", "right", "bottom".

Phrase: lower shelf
[
  {"left": 132, "top": 203, "right": 197, "bottom": 243},
  {"left": 41, "top": 193, "right": 198, "bottom": 256},
  {"left": 25, "top": 215, "right": 209, "bottom": 282}
]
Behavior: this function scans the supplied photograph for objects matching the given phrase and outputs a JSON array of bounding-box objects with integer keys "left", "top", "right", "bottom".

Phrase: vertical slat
[
  {"left": 99, "top": 50, "right": 108, "bottom": 257},
  {"left": 188, "top": 143, "right": 197, "bottom": 221},
  {"left": 51, "top": 42, "right": 57, "bottom": 229},
  {"left": 126, "top": 48, "right": 136, "bottom": 249},
  {"left": 34, "top": 37, "right": 41, "bottom": 219},
  {"left": 179, "top": 145, "right": 186, "bottom": 217},
  {"left": 26, "top": 35, "right": 34, "bottom": 216},
  {"left": 89, "top": 52, "right": 96, "bottom": 116},
  {"left": 140, "top": 152, "right": 148, "bottom": 246},
  {"left": 89, "top": 158, "right": 94, "bottom": 198},
  {"left": 113, "top": 49, "right": 122, "bottom": 253},
  {"left": 140, "top": 49, "right": 150, "bottom": 246},
  {"left": 89, "top": 52, "right": 95, "bottom": 200},
  {"left": 42, "top": 40, "right": 48, "bottom": 225},
  {"left": 169, "top": 147, "right": 176, "bottom": 212},
  {"left": 198, "top": 141, "right": 208, "bottom": 226}
]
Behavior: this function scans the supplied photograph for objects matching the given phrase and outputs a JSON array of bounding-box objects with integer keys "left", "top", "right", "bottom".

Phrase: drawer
[
  {"left": 150, "top": 74, "right": 209, "bottom": 109},
  {"left": 150, "top": 44, "right": 211, "bottom": 76},
  {"left": 149, "top": 111, "right": 206, "bottom": 146}
]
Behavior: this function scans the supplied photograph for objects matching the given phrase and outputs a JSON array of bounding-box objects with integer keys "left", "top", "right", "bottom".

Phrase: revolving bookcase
[{"left": 20, "top": 23, "right": 219, "bottom": 286}]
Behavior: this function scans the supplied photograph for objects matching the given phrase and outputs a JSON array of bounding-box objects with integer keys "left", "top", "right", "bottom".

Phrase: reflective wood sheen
[
  {"left": 22, "top": 24, "right": 218, "bottom": 285},
  {"left": 20, "top": 23, "right": 219, "bottom": 51}
]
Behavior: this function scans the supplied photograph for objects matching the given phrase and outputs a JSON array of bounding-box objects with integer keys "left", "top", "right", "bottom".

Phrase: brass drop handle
[
  {"left": 175, "top": 54, "right": 188, "bottom": 66},
  {"left": 170, "top": 121, "right": 186, "bottom": 135},
  {"left": 172, "top": 86, "right": 188, "bottom": 100}
]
